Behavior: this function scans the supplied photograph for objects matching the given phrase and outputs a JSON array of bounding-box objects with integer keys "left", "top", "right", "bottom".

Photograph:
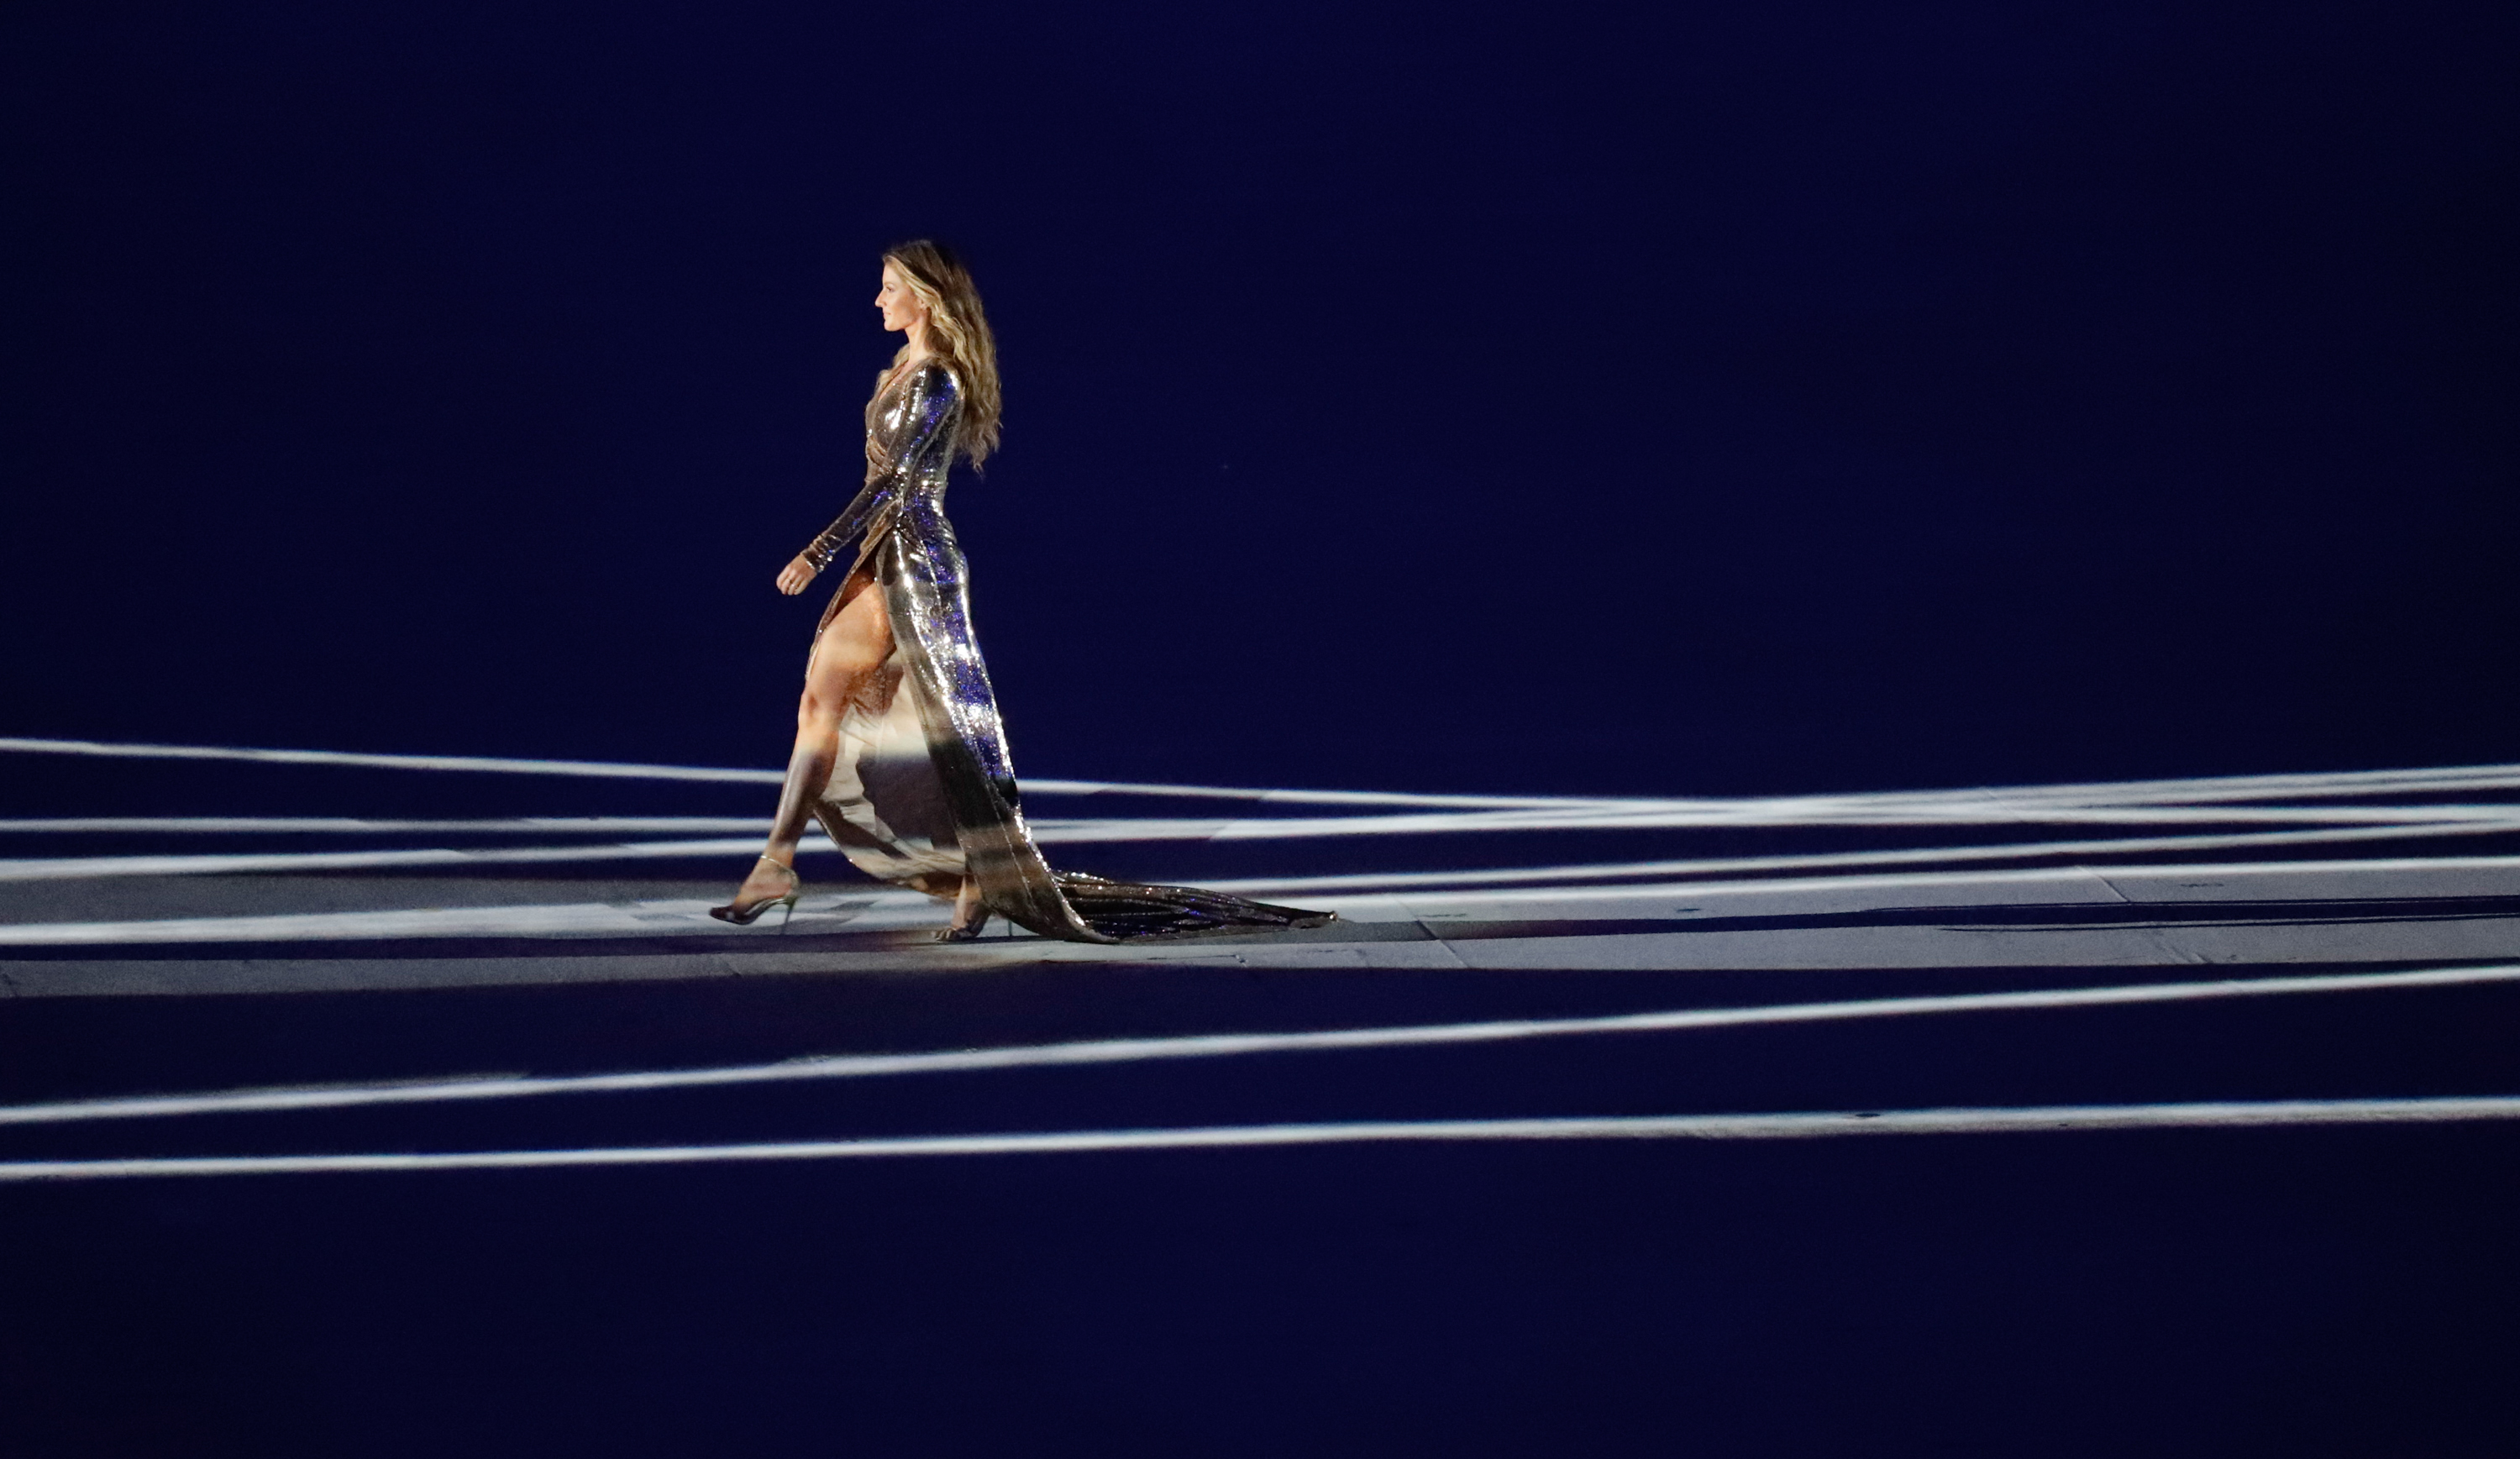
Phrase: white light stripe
[
  {"left": 0, "top": 838, "right": 772, "bottom": 882},
  {"left": 1201, "top": 818, "right": 2520, "bottom": 895},
  {"left": 5, "top": 963, "right": 2512, "bottom": 1127},
  {"left": 1979, "top": 767, "right": 2520, "bottom": 807},
  {"left": 5, "top": 1097, "right": 2517, "bottom": 1181},
  {"left": 7, "top": 805, "right": 2517, "bottom": 856},
  {"left": 13, "top": 802, "right": 2518, "bottom": 838},
  {"left": 1291, "top": 853, "right": 2520, "bottom": 910},
  {"left": 1032, "top": 806, "right": 2520, "bottom": 842},
  {"left": 0, "top": 737, "right": 786, "bottom": 785},
  {"left": 0, "top": 737, "right": 1608, "bottom": 810},
  {"left": 7, "top": 807, "right": 2519, "bottom": 885},
  {"left": 9, "top": 803, "right": 2516, "bottom": 842},
  {"left": 0, "top": 818, "right": 776, "bottom": 835},
  {"left": 17, "top": 736, "right": 2520, "bottom": 814},
  {"left": 1021, "top": 779, "right": 1607, "bottom": 810},
  {"left": 0, "top": 893, "right": 948, "bottom": 947}
]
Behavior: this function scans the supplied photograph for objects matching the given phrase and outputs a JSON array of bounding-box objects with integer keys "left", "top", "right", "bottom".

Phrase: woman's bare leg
[
  {"left": 729, "top": 575, "right": 891, "bottom": 904},
  {"left": 947, "top": 872, "right": 984, "bottom": 932}
]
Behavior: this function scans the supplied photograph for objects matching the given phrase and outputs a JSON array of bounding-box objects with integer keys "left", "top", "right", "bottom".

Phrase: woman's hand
[{"left": 776, "top": 556, "right": 820, "bottom": 596}]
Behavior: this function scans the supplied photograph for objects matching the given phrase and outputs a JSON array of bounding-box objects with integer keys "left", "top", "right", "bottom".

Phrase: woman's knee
[{"left": 799, "top": 655, "right": 878, "bottom": 725}]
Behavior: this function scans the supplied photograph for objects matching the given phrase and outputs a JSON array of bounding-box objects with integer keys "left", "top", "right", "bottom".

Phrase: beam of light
[
  {"left": 8, "top": 803, "right": 2520, "bottom": 842},
  {"left": 15, "top": 735, "right": 2520, "bottom": 814},
  {"left": 1205, "top": 848, "right": 2520, "bottom": 898},
  {"left": 8, "top": 806, "right": 2520, "bottom": 885},
  {"left": 1034, "top": 807, "right": 2520, "bottom": 843},
  {"left": 1189, "top": 818, "right": 2520, "bottom": 895},
  {"left": 8, "top": 804, "right": 2517, "bottom": 841},
  {"left": 0, "top": 736, "right": 786, "bottom": 785},
  {"left": 0, "top": 838, "right": 773, "bottom": 882},
  {"left": 0, "top": 737, "right": 1606, "bottom": 810},
  {"left": 5, "top": 1096, "right": 2518, "bottom": 1182},
  {"left": 1209, "top": 852, "right": 2520, "bottom": 911},
  {"left": 1331, "top": 853, "right": 2520, "bottom": 909},
  {"left": 4, "top": 962, "right": 2513, "bottom": 1127},
  {"left": 0, "top": 818, "right": 778, "bottom": 835},
  {"left": 0, "top": 891, "right": 940, "bottom": 947},
  {"left": 1975, "top": 766, "right": 2520, "bottom": 808},
  {"left": 1025, "top": 806, "right": 2520, "bottom": 842}
]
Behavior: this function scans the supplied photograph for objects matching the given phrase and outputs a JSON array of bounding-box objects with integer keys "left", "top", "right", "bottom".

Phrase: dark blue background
[
  {"left": 8, "top": 9, "right": 2520, "bottom": 1452},
  {"left": 7, "top": 0, "right": 2517, "bottom": 797}
]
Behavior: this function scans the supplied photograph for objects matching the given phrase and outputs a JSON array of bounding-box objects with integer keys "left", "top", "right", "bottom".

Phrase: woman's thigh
[{"left": 802, "top": 572, "right": 892, "bottom": 714}]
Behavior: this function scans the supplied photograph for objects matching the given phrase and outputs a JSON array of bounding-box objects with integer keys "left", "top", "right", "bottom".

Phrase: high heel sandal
[{"left": 711, "top": 855, "right": 801, "bottom": 930}]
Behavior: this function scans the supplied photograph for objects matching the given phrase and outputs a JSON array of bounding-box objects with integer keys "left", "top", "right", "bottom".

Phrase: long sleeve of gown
[{"left": 799, "top": 364, "right": 960, "bottom": 572}]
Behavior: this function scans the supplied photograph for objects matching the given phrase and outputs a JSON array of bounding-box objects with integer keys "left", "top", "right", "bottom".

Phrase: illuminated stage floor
[
  {"left": 5, "top": 737, "right": 2519, "bottom": 1141},
  {"left": 5, "top": 740, "right": 2518, "bottom": 1453},
  {"left": 8, "top": 855, "right": 2520, "bottom": 1003}
]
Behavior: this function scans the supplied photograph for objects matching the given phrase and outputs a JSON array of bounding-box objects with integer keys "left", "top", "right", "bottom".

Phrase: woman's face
[{"left": 875, "top": 263, "right": 927, "bottom": 335}]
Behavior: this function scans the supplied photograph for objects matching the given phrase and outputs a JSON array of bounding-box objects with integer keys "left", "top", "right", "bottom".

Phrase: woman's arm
[
  {"left": 777, "top": 364, "right": 959, "bottom": 596},
  {"left": 780, "top": 480, "right": 886, "bottom": 593}
]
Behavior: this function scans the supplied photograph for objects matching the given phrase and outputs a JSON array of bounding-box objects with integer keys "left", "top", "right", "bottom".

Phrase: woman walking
[{"left": 711, "top": 242, "right": 1331, "bottom": 943}]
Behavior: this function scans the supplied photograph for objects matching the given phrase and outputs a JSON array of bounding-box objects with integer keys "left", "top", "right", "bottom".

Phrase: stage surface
[{"left": 5, "top": 740, "right": 2519, "bottom": 1455}]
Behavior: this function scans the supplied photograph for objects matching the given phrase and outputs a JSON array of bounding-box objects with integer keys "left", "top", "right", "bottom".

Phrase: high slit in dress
[{"left": 792, "top": 357, "right": 1332, "bottom": 943}]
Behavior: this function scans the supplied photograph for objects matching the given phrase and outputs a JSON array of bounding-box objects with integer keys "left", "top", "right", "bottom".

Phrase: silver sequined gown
[{"left": 795, "top": 358, "right": 1332, "bottom": 942}]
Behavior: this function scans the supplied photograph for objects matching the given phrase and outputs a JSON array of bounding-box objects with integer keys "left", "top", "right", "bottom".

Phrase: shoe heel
[{"left": 710, "top": 855, "right": 801, "bottom": 928}]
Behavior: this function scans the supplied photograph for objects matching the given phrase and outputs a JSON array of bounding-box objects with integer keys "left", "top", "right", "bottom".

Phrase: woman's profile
[{"left": 711, "top": 241, "right": 1331, "bottom": 942}]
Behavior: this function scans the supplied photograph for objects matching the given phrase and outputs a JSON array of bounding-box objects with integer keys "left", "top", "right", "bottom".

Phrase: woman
[{"left": 711, "top": 241, "right": 1331, "bottom": 943}]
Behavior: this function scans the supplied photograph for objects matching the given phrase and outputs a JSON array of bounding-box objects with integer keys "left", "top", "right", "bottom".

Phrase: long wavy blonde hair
[{"left": 879, "top": 239, "right": 1002, "bottom": 470}]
